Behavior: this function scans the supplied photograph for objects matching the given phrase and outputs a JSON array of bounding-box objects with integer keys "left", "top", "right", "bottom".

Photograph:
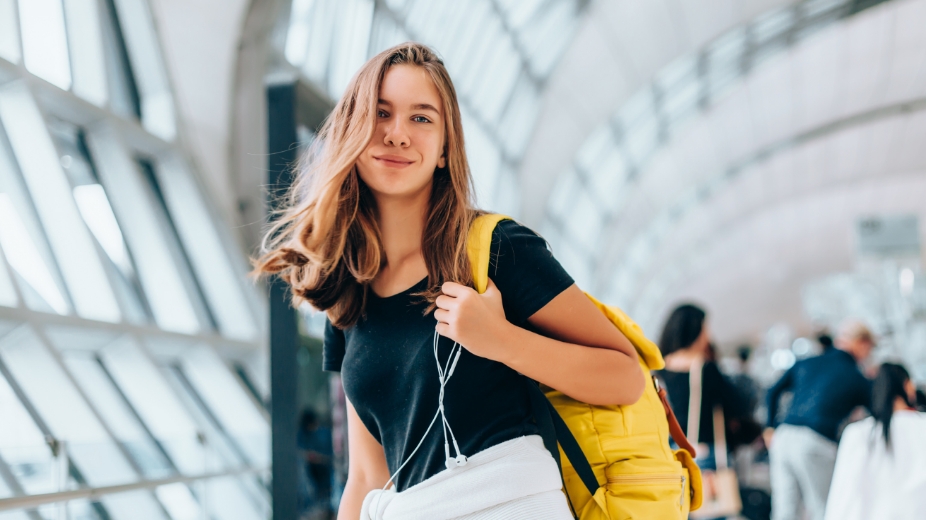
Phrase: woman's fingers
[
  {"left": 435, "top": 294, "right": 456, "bottom": 310},
  {"left": 434, "top": 308, "right": 451, "bottom": 323}
]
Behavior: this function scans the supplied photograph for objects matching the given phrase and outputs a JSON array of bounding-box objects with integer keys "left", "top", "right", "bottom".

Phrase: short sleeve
[
  {"left": 322, "top": 318, "right": 345, "bottom": 372},
  {"left": 488, "top": 220, "right": 574, "bottom": 325}
]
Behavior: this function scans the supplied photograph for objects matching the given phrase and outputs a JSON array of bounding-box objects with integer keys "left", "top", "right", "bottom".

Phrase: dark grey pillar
[{"left": 267, "top": 82, "right": 300, "bottom": 520}]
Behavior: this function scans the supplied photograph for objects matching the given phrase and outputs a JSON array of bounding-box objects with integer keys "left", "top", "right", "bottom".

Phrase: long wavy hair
[{"left": 252, "top": 43, "right": 476, "bottom": 328}]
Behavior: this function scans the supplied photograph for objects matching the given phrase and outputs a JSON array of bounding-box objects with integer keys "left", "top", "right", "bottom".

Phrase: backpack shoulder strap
[
  {"left": 466, "top": 213, "right": 601, "bottom": 503},
  {"left": 466, "top": 213, "right": 511, "bottom": 294}
]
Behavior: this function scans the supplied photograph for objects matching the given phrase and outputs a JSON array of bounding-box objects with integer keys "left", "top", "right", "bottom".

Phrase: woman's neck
[
  {"left": 371, "top": 186, "right": 430, "bottom": 296},
  {"left": 894, "top": 396, "right": 915, "bottom": 412},
  {"left": 663, "top": 349, "right": 704, "bottom": 372}
]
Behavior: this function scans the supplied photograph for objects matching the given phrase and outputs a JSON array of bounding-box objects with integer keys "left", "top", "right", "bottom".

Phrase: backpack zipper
[{"left": 606, "top": 473, "right": 687, "bottom": 507}]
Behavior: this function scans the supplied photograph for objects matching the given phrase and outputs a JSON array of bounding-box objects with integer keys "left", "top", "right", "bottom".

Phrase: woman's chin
[{"left": 365, "top": 177, "right": 433, "bottom": 201}]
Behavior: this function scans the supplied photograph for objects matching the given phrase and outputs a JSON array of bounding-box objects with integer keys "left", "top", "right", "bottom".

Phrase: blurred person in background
[
  {"left": 298, "top": 408, "right": 334, "bottom": 519},
  {"left": 824, "top": 363, "right": 926, "bottom": 519},
  {"left": 657, "top": 305, "right": 749, "bottom": 475},
  {"left": 764, "top": 319, "right": 874, "bottom": 520}
]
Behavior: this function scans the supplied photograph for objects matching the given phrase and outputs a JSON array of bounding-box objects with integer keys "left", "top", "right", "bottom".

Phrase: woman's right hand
[{"left": 338, "top": 399, "right": 390, "bottom": 520}]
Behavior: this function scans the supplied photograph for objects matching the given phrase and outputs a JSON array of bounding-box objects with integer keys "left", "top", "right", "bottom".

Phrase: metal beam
[{"left": 0, "top": 467, "right": 266, "bottom": 512}]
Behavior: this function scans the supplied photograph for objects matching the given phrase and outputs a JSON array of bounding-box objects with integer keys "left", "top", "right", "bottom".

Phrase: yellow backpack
[{"left": 467, "top": 214, "right": 703, "bottom": 520}]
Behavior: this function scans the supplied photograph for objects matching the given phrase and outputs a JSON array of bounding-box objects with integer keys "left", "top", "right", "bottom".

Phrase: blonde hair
[{"left": 252, "top": 43, "right": 477, "bottom": 328}]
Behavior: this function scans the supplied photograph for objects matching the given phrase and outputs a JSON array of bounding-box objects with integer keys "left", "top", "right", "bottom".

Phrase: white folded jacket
[{"left": 360, "top": 435, "right": 573, "bottom": 520}]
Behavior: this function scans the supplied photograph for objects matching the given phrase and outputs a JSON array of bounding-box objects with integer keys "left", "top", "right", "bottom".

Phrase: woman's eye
[
  {"left": 413, "top": 115, "right": 431, "bottom": 123},
  {"left": 377, "top": 110, "right": 389, "bottom": 118}
]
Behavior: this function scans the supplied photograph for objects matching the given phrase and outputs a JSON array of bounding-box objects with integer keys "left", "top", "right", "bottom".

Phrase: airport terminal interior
[{"left": 1, "top": 0, "right": 926, "bottom": 518}]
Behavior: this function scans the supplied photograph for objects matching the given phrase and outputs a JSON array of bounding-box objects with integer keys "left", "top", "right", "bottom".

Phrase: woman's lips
[{"left": 374, "top": 155, "right": 414, "bottom": 168}]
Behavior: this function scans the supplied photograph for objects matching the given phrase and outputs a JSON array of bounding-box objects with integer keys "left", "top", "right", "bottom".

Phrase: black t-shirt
[
  {"left": 323, "top": 220, "right": 573, "bottom": 491},
  {"left": 658, "top": 361, "right": 748, "bottom": 445}
]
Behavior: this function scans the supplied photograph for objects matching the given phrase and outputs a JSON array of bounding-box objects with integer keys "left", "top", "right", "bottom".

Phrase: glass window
[
  {"left": 496, "top": 76, "right": 539, "bottom": 159},
  {"left": 83, "top": 127, "right": 201, "bottom": 333},
  {"left": 48, "top": 119, "right": 152, "bottom": 325},
  {"left": 564, "top": 187, "right": 603, "bottom": 253},
  {"left": 328, "top": 0, "right": 374, "bottom": 97},
  {"left": 159, "top": 363, "right": 250, "bottom": 470},
  {"left": 298, "top": 0, "right": 337, "bottom": 86},
  {"left": 110, "top": 0, "right": 175, "bottom": 140},
  {"left": 0, "top": 83, "right": 120, "bottom": 323},
  {"left": 590, "top": 148, "right": 631, "bottom": 210},
  {"left": 64, "top": 353, "right": 175, "bottom": 479},
  {"left": 177, "top": 346, "right": 270, "bottom": 468},
  {"left": 151, "top": 157, "right": 258, "bottom": 341},
  {"left": 98, "top": 336, "right": 213, "bottom": 476},
  {"left": 284, "top": 0, "right": 314, "bottom": 68},
  {"left": 0, "top": 249, "right": 16, "bottom": 308},
  {"left": 0, "top": 327, "right": 135, "bottom": 487},
  {"left": 17, "top": 0, "right": 71, "bottom": 90},
  {"left": 0, "top": 363, "right": 57, "bottom": 496},
  {"left": 154, "top": 482, "right": 200, "bottom": 520},
  {"left": 498, "top": 0, "right": 543, "bottom": 31},
  {"left": 0, "top": 327, "right": 171, "bottom": 520},
  {"left": 624, "top": 115, "right": 660, "bottom": 167},
  {"left": 0, "top": 121, "right": 71, "bottom": 315},
  {"left": 158, "top": 365, "right": 270, "bottom": 515},
  {"left": 576, "top": 125, "right": 616, "bottom": 174},
  {"left": 491, "top": 166, "right": 521, "bottom": 219},
  {"left": 475, "top": 40, "right": 520, "bottom": 125},
  {"left": 99, "top": 0, "right": 141, "bottom": 119},
  {"left": 202, "top": 477, "right": 266, "bottom": 520},
  {"left": 546, "top": 169, "right": 581, "bottom": 220},
  {"left": 520, "top": 1, "right": 574, "bottom": 78},
  {"left": 461, "top": 106, "right": 501, "bottom": 208},
  {"left": 0, "top": 0, "right": 21, "bottom": 63},
  {"left": 63, "top": 0, "right": 109, "bottom": 106},
  {"left": 752, "top": 7, "right": 795, "bottom": 45},
  {"left": 456, "top": 21, "right": 502, "bottom": 97},
  {"left": 442, "top": 1, "right": 491, "bottom": 79}
]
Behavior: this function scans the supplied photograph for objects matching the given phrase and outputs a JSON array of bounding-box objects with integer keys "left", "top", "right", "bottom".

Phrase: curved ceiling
[
  {"left": 538, "top": 0, "right": 926, "bottom": 341},
  {"left": 519, "top": 0, "right": 798, "bottom": 224}
]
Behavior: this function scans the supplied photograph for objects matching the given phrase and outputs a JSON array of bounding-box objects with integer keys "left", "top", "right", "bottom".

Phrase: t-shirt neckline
[{"left": 369, "top": 276, "right": 429, "bottom": 300}]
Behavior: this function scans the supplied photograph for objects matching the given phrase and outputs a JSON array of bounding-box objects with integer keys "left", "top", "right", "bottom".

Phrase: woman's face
[{"left": 356, "top": 64, "right": 446, "bottom": 201}]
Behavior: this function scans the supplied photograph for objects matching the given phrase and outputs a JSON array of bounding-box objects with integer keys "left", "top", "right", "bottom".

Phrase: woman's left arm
[{"left": 435, "top": 280, "right": 645, "bottom": 406}]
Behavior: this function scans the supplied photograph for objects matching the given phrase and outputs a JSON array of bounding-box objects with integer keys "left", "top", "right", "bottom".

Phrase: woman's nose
[{"left": 384, "top": 120, "right": 409, "bottom": 147}]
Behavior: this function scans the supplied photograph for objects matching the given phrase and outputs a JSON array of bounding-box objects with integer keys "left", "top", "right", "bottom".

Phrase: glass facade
[{"left": 0, "top": 1, "right": 268, "bottom": 518}]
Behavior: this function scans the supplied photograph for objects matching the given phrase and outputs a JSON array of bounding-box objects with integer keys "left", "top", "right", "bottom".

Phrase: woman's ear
[{"left": 437, "top": 154, "right": 446, "bottom": 169}]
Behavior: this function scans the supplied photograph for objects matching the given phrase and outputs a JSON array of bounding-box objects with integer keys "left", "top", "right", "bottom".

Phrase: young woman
[
  {"left": 254, "top": 43, "right": 645, "bottom": 519},
  {"left": 656, "top": 305, "right": 747, "bottom": 466},
  {"left": 824, "top": 363, "right": 926, "bottom": 519}
]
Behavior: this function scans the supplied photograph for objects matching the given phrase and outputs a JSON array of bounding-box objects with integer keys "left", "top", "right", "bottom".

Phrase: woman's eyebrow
[
  {"left": 377, "top": 99, "right": 439, "bottom": 115},
  {"left": 412, "top": 103, "right": 440, "bottom": 114}
]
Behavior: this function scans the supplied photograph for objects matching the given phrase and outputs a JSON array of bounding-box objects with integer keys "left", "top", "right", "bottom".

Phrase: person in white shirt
[{"left": 824, "top": 363, "right": 926, "bottom": 520}]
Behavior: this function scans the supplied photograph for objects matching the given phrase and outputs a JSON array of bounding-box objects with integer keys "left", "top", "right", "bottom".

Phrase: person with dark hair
[
  {"left": 657, "top": 304, "right": 747, "bottom": 471},
  {"left": 823, "top": 363, "right": 926, "bottom": 519},
  {"left": 765, "top": 319, "right": 874, "bottom": 520}
]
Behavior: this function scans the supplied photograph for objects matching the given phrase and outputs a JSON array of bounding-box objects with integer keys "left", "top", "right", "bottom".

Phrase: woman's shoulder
[
  {"left": 480, "top": 216, "right": 574, "bottom": 324},
  {"left": 491, "top": 218, "right": 545, "bottom": 244},
  {"left": 892, "top": 410, "right": 926, "bottom": 428},
  {"left": 486, "top": 217, "right": 559, "bottom": 269},
  {"left": 841, "top": 416, "right": 877, "bottom": 438}
]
